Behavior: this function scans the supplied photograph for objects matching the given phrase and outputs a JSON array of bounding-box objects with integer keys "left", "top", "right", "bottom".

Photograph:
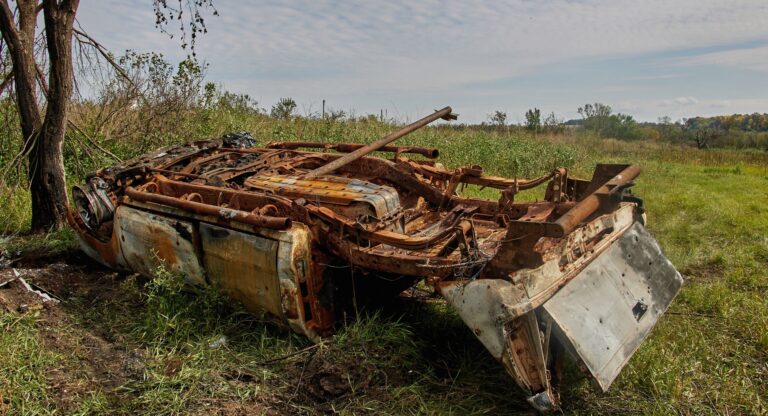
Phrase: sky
[{"left": 77, "top": 0, "right": 768, "bottom": 124}]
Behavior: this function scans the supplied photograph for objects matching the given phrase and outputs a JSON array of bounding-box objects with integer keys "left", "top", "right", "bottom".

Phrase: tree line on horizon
[{"left": 483, "top": 104, "right": 768, "bottom": 150}]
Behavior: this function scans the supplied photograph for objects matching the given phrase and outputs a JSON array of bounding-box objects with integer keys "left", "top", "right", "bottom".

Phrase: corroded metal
[
  {"left": 68, "top": 110, "right": 682, "bottom": 413},
  {"left": 266, "top": 141, "right": 440, "bottom": 159},
  {"left": 303, "top": 106, "right": 456, "bottom": 179}
]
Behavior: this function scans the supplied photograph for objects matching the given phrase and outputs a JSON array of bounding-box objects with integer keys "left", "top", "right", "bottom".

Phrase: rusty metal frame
[
  {"left": 266, "top": 141, "right": 440, "bottom": 159},
  {"left": 67, "top": 109, "right": 680, "bottom": 413}
]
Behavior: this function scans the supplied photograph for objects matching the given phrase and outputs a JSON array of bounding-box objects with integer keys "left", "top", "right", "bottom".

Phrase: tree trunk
[
  {"left": 0, "top": 0, "right": 42, "bottom": 147},
  {"left": 0, "top": 0, "right": 78, "bottom": 232},
  {"left": 28, "top": 125, "right": 69, "bottom": 231},
  {"left": 26, "top": 0, "right": 79, "bottom": 232}
]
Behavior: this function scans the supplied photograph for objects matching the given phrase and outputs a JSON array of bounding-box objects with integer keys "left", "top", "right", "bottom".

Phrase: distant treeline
[
  {"left": 685, "top": 113, "right": 768, "bottom": 132},
  {"left": 482, "top": 105, "right": 768, "bottom": 150},
  {"left": 667, "top": 113, "right": 768, "bottom": 149}
]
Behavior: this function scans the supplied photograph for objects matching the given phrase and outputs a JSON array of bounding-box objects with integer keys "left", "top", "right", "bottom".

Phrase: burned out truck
[{"left": 68, "top": 107, "right": 682, "bottom": 412}]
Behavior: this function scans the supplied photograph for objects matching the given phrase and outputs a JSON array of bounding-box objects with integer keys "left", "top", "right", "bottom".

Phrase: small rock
[{"left": 209, "top": 335, "right": 227, "bottom": 349}]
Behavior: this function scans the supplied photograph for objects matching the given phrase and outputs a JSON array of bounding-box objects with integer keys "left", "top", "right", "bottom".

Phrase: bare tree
[
  {"left": 0, "top": 0, "right": 79, "bottom": 231},
  {"left": 0, "top": 0, "right": 216, "bottom": 232}
]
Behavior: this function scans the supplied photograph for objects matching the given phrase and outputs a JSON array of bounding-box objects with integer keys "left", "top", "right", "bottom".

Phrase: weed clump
[{"left": 137, "top": 265, "right": 231, "bottom": 348}]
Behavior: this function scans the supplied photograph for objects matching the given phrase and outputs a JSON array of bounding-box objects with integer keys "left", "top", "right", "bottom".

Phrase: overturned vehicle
[{"left": 69, "top": 107, "right": 682, "bottom": 412}]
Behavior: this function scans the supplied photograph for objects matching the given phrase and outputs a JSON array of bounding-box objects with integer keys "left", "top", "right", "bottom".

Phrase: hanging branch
[
  {"left": 67, "top": 118, "right": 121, "bottom": 162},
  {"left": 72, "top": 25, "right": 137, "bottom": 91},
  {"left": 25, "top": 48, "right": 122, "bottom": 164},
  {"left": 153, "top": 0, "right": 218, "bottom": 57}
]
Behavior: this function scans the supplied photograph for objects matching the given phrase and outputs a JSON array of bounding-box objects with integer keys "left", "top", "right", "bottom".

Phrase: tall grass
[{"left": 2, "top": 104, "right": 765, "bottom": 234}]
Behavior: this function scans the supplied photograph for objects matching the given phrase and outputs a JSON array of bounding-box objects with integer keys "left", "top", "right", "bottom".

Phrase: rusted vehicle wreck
[{"left": 69, "top": 107, "right": 682, "bottom": 412}]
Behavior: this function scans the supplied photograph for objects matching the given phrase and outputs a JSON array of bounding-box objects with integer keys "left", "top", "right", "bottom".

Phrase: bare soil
[{"left": 1, "top": 255, "right": 147, "bottom": 413}]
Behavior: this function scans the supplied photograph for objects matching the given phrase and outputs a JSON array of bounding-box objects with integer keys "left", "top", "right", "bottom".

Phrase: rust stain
[{"left": 67, "top": 109, "right": 682, "bottom": 413}]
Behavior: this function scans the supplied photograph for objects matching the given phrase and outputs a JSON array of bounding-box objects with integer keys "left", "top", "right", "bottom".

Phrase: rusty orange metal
[{"left": 68, "top": 111, "right": 682, "bottom": 413}]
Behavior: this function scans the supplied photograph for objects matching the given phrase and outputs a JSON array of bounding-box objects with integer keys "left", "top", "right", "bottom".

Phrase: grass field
[{"left": 0, "top": 116, "right": 766, "bottom": 415}]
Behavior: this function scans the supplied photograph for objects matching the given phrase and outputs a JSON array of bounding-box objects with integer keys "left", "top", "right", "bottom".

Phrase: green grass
[
  {"left": 0, "top": 312, "right": 109, "bottom": 415},
  {"left": 0, "top": 115, "right": 766, "bottom": 414},
  {"left": 75, "top": 268, "right": 305, "bottom": 415},
  {"left": 0, "top": 312, "right": 60, "bottom": 414},
  {"left": 567, "top": 160, "right": 768, "bottom": 414}
]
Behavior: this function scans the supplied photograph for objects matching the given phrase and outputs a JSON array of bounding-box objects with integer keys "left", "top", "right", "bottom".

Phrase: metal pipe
[
  {"left": 306, "top": 204, "right": 467, "bottom": 249},
  {"left": 303, "top": 106, "right": 456, "bottom": 179},
  {"left": 149, "top": 167, "right": 205, "bottom": 179},
  {"left": 125, "top": 186, "right": 292, "bottom": 230},
  {"left": 266, "top": 141, "right": 440, "bottom": 159},
  {"left": 553, "top": 164, "right": 640, "bottom": 236}
]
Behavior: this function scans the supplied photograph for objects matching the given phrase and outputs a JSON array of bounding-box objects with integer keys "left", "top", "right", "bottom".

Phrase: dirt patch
[
  {"left": 7, "top": 247, "right": 93, "bottom": 268},
  {"left": 198, "top": 397, "right": 282, "bottom": 416},
  {"left": 1, "top": 251, "right": 417, "bottom": 415},
  {"left": 9, "top": 255, "right": 116, "bottom": 299},
  {"left": 681, "top": 257, "right": 726, "bottom": 282},
  {"left": 42, "top": 330, "right": 147, "bottom": 412},
  {"left": 285, "top": 341, "right": 406, "bottom": 413},
  {"left": 0, "top": 275, "right": 52, "bottom": 314},
  {"left": 0, "top": 259, "right": 147, "bottom": 413}
]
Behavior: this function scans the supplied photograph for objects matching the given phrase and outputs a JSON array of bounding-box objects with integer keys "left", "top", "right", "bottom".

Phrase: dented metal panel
[
  {"left": 439, "top": 278, "right": 526, "bottom": 360},
  {"left": 273, "top": 225, "right": 315, "bottom": 339},
  {"left": 115, "top": 206, "right": 206, "bottom": 287},
  {"left": 542, "top": 222, "right": 683, "bottom": 390},
  {"left": 198, "top": 222, "right": 318, "bottom": 340},
  {"left": 199, "top": 223, "right": 282, "bottom": 317}
]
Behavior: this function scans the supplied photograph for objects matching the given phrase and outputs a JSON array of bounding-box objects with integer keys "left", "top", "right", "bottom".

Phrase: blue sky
[{"left": 78, "top": 0, "right": 768, "bottom": 123}]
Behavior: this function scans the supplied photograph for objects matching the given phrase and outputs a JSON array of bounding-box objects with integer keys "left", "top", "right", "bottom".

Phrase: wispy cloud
[
  {"left": 661, "top": 97, "right": 700, "bottom": 107},
  {"left": 672, "top": 45, "right": 768, "bottom": 72},
  {"left": 76, "top": 0, "right": 768, "bottom": 122},
  {"left": 623, "top": 74, "right": 683, "bottom": 82}
]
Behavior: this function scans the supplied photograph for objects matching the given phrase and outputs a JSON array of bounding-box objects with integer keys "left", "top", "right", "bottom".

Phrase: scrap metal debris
[
  {"left": 68, "top": 106, "right": 683, "bottom": 412},
  {"left": 9, "top": 269, "right": 60, "bottom": 303}
]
